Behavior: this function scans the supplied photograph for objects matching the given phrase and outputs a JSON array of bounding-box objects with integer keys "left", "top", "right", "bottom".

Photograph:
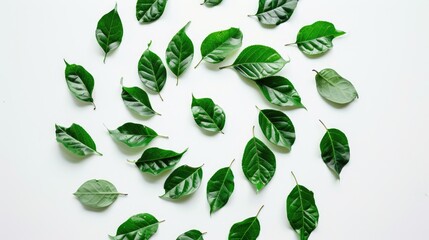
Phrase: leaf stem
[
  {"left": 229, "top": 159, "right": 235, "bottom": 168},
  {"left": 127, "top": 159, "right": 136, "bottom": 164},
  {"left": 147, "top": 40, "right": 152, "bottom": 49},
  {"left": 291, "top": 171, "right": 299, "bottom": 185},
  {"left": 319, "top": 119, "right": 328, "bottom": 130},
  {"left": 120, "top": 77, "right": 124, "bottom": 87},
  {"left": 95, "top": 151, "right": 103, "bottom": 156},
  {"left": 176, "top": 76, "right": 179, "bottom": 86},
  {"left": 158, "top": 92, "right": 164, "bottom": 101},
  {"left": 255, "top": 105, "right": 261, "bottom": 111},
  {"left": 256, "top": 205, "right": 264, "bottom": 217},
  {"left": 219, "top": 129, "right": 225, "bottom": 134},
  {"left": 219, "top": 65, "right": 232, "bottom": 70},
  {"left": 92, "top": 101, "right": 97, "bottom": 110},
  {"left": 154, "top": 111, "right": 162, "bottom": 116},
  {"left": 248, "top": 14, "right": 256, "bottom": 17},
  {"left": 285, "top": 42, "right": 296, "bottom": 46},
  {"left": 194, "top": 58, "right": 203, "bottom": 69},
  {"left": 158, "top": 220, "right": 166, "bottom": 224},
  {"left": 63, "top": 59, "right": 69, "bottom": 66},
  {"left": 252, "top": 125, "right": 255, "bottom": 137},
  {"left": 103, "top": 52, "right": 107, "bottom": 64},
  {"left": 157, "top": 134, "right": 169, "bottom": 139},
  {"left": 202, "top": 232, "right": 208, "bottom": 235},
  {"left": 312, "top": 69, "right": 320, "bottom": 75}
]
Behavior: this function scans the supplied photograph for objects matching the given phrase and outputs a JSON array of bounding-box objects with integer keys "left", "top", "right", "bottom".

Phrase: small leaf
[
  {"left": 63, "top": 60, "right": 96, "bottom": 109},
  {"left": 166, "top": 21, "right": 194, "bottom": 84},
  {"left": 108, "top": 122, "right": 165, "bottom": 148},
  {"left": 252, "top": 0, "right": 299, "bottom": 26},
  {"left": 286, "top": 173, "right": 319, "bottom": 240},
  {"left": 220, "top": 45, "right": 288, "bottom": 80},
  {"left": 176, "top": 229, "right": 205, "bottom": 240},
  {"left": 55, "top": 123, "right": 102, "bottom": 156},
  {"left": 206, "top": 159, "right": 235, "bottom": 214},
  {"left": 161, "top": 165, "right": 203, "bottom": 200},
  {"left": 228, "top": 206, "right": 263, "bottom": 240},
  {"left": 195, "top": 27, "right": 243, "bottom": 67},
  {"left": 96, "top": 4, "right": 123, "bottom": 63},
  {"left": 258, "top": 108, "right": 296, "bottom": 150},
  {"left": 74, "top": 179, "right": 125, "bottom": 209},
  {"left": 201, "top": 0, "right": 223, "bottom": 7},
  {"left": 314, "top": 68, "right": 358, "bottom": 104},
  {"left": 136, "top": 0, "right": 168, "bottom": 23},
  {"left": 191, "top": 95, "right": 226, "bottom": 134},
  {"left": 134, "top": 147, "right": 188, "bottom": 175},
  {"left": 121, "top": 80, "right": 160, "bottom": 117},
  {"left": 255, "top": 76, "right": 304, "bottom": 108},
  {"left": 110, "top": 213, "right": 163, "bottom": 240}
]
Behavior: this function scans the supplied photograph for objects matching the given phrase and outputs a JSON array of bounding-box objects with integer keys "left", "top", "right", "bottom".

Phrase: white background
[{"left": 1, "top": 0, "right": 428, "bottom": 239}]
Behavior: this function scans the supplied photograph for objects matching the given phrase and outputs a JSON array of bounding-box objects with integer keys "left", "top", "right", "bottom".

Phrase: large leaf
[
  {"left": 176, "top": 229, "right": 205, "bottom": 240},
  {"left": 108, "top": 122, "right": 165, "bottom": 148},
  {"left": 319, "top": 121, "right": 350, "bottom": 178},
  {"left": 286, "top": 173, "right": 319, "bottom": 240},
  {"left": 138, "top": 41, "right": 167, "bottom": 101},
  {"left": 110, "top": 213, "right": 163, "bottom": 240},
  {"left": 136, "top": 0, "right": 168, "bottom": 23},
  {"left": 252, "top": 0, "right": 299, "bottom": 26},
  {"left": 314, "top": 68, "right": 358, "bottom": 104},
  {"left": 220, "top": 45, "right": 288, "bottom": 80},
  {"left": 242, "top": 128, "right": 276, "bottom": 191},
  {"left": 55, "top": 123, "right": 102, "bottom": 156},
  {"left": 63, "top": 60, "right": 96, "bottom": 109},
  {"left": 74, "top": 179, "right": 125, "bottom": 209},
  {"left": 166, "top": 21, "right": 194, "bottom": 84},
  {"left": 288, "top": 21, "right": 345, "bottom": 56},
  {"left": 195, "top": 27, "right": 243, "bottom": 67},
  {"left": 255, "top": 76, "right": 304, "bottom": 108},
  {"left": 258, "top": 108, "right": 296, "bottom": 150},
  {"left": 133, "top": 147, "right": 188, "bottom": 175},
  {"left": 191, "top": 95, "right": 226, "bottom": 134},
  {"left": 228, "top": 206, "right": 263, "bottom": 240},
  {"left": 121, "top": 79, "right": 160, "bottom": 117},
  {"left": 96, "top": 4, "right": 123, "bottom": 63},
  {"left": 161, "top": 165, "right": 203, "bottom": 200},
  {"left": 206, "top": 160, "right": 235, "bottom": 214}
]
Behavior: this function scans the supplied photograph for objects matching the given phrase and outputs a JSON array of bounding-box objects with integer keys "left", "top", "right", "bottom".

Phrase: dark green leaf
[
  {"left": 253, "top": 0, "right": 299, "bottom": 26},
  {"left": 74, "top": 179, "right": 125, "bottom": 209},
  {"left": 96, "top": 4, "right": 123, "bottom": 63},
  {"left": 314, "top": 68, "right": 358, "bottom": 104},
  {"left": 55, "top": 123, "right": 102, "bottom": 156},
  {"left": 258, "top": 108, "right": 295, "bottom": 150},
  {"left": 121, "top": 80, "right": 160, "bottom": 117},
  {"left": 220, "top": 45, "right": 288, "bottom": 80},
  {"left": 206, "top": 160, "right": 235, "bottom": 214},
  {"left": 161, "top": 165, "right": 203, "bottom": 200},
  {"left": 63, "top": 60, "right": 95, "bottom": 109},
  {"left": 134, "top": 147, "right": 188, "bottom": 175},
  {"left": 191, "top": 95, "right": 226, "bottom": 134},
  {"left": 176, "top": 229, "right": 205, "bottom": 240},
  {"left": 136, "top": 0, "right": 168, "bottom": 23},
  {"left": 287, "top": 173, "right": 319, "bottom": 240},
  {"left": 110, "top": 213, "right": 163, "bottom": 240},
  {"left": 228, "top": 206, "right": 263, "bottom": 240},
  {"left": 255, "top": 76, "right": 304, "bottom": 108},
  {"left": 202, "top": 0, "right": 223, "bottom": 7},
  {"left": 108, "top": 122, "right": 164, "bottom": 148}
]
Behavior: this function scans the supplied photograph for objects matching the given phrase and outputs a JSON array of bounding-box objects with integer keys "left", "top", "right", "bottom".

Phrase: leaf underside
[
  {"left": 74, "top": 179, "right": 120, "bottom": 209},
  {"left": 315, "top": 68, "right": 358, "bottom": 104}
]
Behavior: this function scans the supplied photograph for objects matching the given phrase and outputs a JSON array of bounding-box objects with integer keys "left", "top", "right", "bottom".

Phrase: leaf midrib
[
  {"left": 210, "top": 168, "right": 231, "bottom": 211},
  {"left": 238, "top": 217, "right": 258, "bottom": 240}
]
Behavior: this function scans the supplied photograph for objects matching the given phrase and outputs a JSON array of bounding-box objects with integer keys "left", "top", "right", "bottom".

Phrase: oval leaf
[
  {"left": 206, "top": 160, "right": 235, "bottom": 214},
  {"left": 134, "top": 147, "right": 188, "bottom": 175},
  {"left": 228, "top": 206, "right": 263, "bottom": 240},
  {"left": 314, "top": 68, "right": 358, "bottom": 104},
  {"left": 121, "top": 82, "right": 160, "bottom": 117},
  {"left": 55, "top": 123, "right": 101, "bottom": 156},
  {"left": 202, "top": 0, "right": 223, "bottom": 7},
  {"left": 320, "top": 122, "right": 350, "bottom": 178},
  {"left": 161, "top": 165, "right": 203, "bottom": 200},
  {"left": 63, "top": 60, "right": 95, "bottom": 108},
  {"left": 220, "top": 45, "right": 288, "bottom": 80},
  {"left": 136, "top": 0, "right": 168, "bottom": 23},
  {"left": 258, "top": 108, "right": 296, "bottom": 150},
  {"left": 74, "top": 179, "right": 124, "bottom": 209},
  {"left": 176, "top": 229, "right": 205, "bottom": 240},
  {"left": 96, "top": 4, "right": 123, "bottom": 63},
  {"left": 253, "top": 0, "right": 299, "bottom": 26},
  {"left": 108, "top": 122, "right": 163, "bottom": 148},
  {"left": 110, "top": 213, "right": 162, "bottom": 240},
  {"left": 191, "top": 95, "right": 226, "bottom": 134},
  {"left": 255, "top": 76, "right": 304, "bottom": 108}
]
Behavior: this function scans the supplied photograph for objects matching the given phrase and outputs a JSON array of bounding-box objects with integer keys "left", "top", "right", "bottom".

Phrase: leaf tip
[{"left": 63, "top": 59, "right": 69, "bottom": 66}]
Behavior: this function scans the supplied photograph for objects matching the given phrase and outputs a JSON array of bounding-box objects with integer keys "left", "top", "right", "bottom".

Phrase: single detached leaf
[
  {"left": 255, "top": 76, "right": 304, "bottom": 108},
  {"left": 202, "top": 0, "right": 223, "bottom": 7},
  {"left": 121, "top": 80, "right": 160, "bottom": 117},
  {"left": 191, "top": 95, "right": 226, "bottom": 134},
  {"left": 314, "top": 69, "right": 358, "bottom": 104},
  {"left": 289, "top": 21, "right": 345, "bottom": 56},
  {"left": 110, "top": 213, "right": 163, "bottom": 240},
  {"left": 220, "top": 45, "right": 288, "bottom": 80},
  {"left": 258, "top": 108, "right": 295, "bottom": 150},
  {"left": 134, "top": 147, "right": 188, "bottom": 175},
  {"left": 55, "top": 123, "right": 102, "bottom": 156},
  {"left": 252, "top": 0, "right": 299, "bottom": 26},
  {"left": 242, "top": 129, "right": 276, "bottom": 191},
  {"left": 176, "top": 229, "right": 205, "bottom": 240},
  {"left": 96, "top": 4, "right": 123, "bottom": 63},
  {"left": 138, "top": 41, "right": 167, "bottom": 101},
  {"left": 108, "top": 122, "right": 164, "bottom": 148},
  {"left": 161, "top": 165, "right": 203, "bottom": 200},
  {"left": 63, "top": 60, "right": 95, "bottom": 108},
  {"left": 287, "top": 173, "right": 319, "bottom": 240},
  {"left": 74, "top": 179, "right": 125, "bottom": 209},
  {"left": 195, "top": 27, "right": 243, "bottom": 67},
  {"left": 206, "top": 160, "right": 235, "bottom": 214},
  {"left": 228, "top": 206, "right": 263, "bottom": 240},
  {"left": 136, "top": 0, "right": 168, "bottom": 23},
  {"left": 166, "top": 21, "right": 194, "bottom": 84}
]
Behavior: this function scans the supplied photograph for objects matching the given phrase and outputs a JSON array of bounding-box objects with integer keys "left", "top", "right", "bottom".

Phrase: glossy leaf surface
[
  {"left": 121, "top": 83, "right": 160, "bottom": 117},
  {"left": 314, "top": 68, "right": 358, "bottom": 104},
  {"left": 320, "top": 123, "right": 350, "bottom": 178},
  {"left": 55, "top": 123, "right": 101, "bottom": 156},
  {"left": 161, "top": 165, "right": 203, "bottom": 200},
  {"left": 138, "top": 42, "right": 167, "bottom": 100},
  {"left": 254, "top": 0, "right": 299, "bottom": 26},
  {"left": 176, "top": 229, "right": 204, "bottom": 240},
  {"left": 108, "top": 122, "right": 160, "bottom": 148},
  {"left": 96, "top": 4, "right": 123, "bottom": 63},
  {"left": 206, "top": 160, "right": 235, "bottom": 214},
  {"left": 134, "top": 147, "right": 188, "bottom": 175},
  {"left": 228, "top": 207, "right": 263, "bottom": 240},
  {"left": 255, "top": 76, "right": 304, "bottom": 108},
  {"left": 202, "top": 0, "right": 223, "bottom": 6},
  {"left": 191, "top": 95, "right": 226, "bottom": 133},
  {"left": 63, "top": 60, "right": 95, "bottom": 108},
  {"left": 110, "top": 213, "right": 162, "bottom": 240},
  {"left": 74, "top": 179, "right": 124, "bottom": 209},
  {"left": 136, "top": 0, "right": 168, "bottom": 23},
  {"left": 258, "top": 109, "right": 295, "bottom": 150}
]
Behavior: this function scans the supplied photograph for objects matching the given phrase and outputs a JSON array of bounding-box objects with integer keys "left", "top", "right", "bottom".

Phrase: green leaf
[
  {"left": 195, "top": 27, "right": 243, "bottom": 67},
  {"left": 201, "top": 0, "right": 223, "bottom": 7},
  {"left": 108, "top": 122, "right": 166, "bottom": 148},
  {"left": 176, "top": 229, "right": 205, "bottom": 240},
  {"left": 121, "top": 79, "right": 160, "bottom": 117},
  {"left": 255, "top": 76, "right": 304, "bottom": 108},
  {"left": 319, "top": 121, "right": 350, "bottom": 178},
  {"left": 191, "top": 95, "right": 226, "bottom": 134},
  {"left": 314, "top": 68, "right": 358, "bottom": 104},
  {"left": 286, "top": 173, "right": 319, "bottom": 240},
  {"left": 220, "top": 45, "right": 288, "bottom": 80},
  {"left": 133, "top": 147, "right": 188, "bottom": 175},
  {"left": 228, "top": 206, "right": 263, "bottom": 240},
  {"left": 138, "top": 41, "right": 167, "bottom": 101},
  {"left": 96, "top": 4, "right": 123, "bottom": 63},
  {"left": 252, "top": 0, "right": 299, "bottom": 26},
  {"left": 242, "top": 128, "right": 276, "bottom": 191},
  {"left": 161, "top": 165, "right": 203, "bottom": 200},
  {"left": 166, "top": 21, "right": 194, "bottom": 84},
  {"left": 136, "top": 0, "right": 168, "bottom": 23},
  {"left": 258, "top": 108, "right": 296, "bottom": 150},
  {"left": 206, "top": 160, "right": 235, "bottom": 214},
  {"left": 110, "top": 213, "right": 163, "bottom": 240},
  {"left": 74, "top": 179, "right": 125, "bottom": 209},
  {"left": 55, "top": 123, "right": 102, "bottom": 156},
  {"left": 288, "top": 21, "right": 345, "bottom": 56},
  {"left": 63, "top": 60, "right": 96, "bottom": 109}
]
